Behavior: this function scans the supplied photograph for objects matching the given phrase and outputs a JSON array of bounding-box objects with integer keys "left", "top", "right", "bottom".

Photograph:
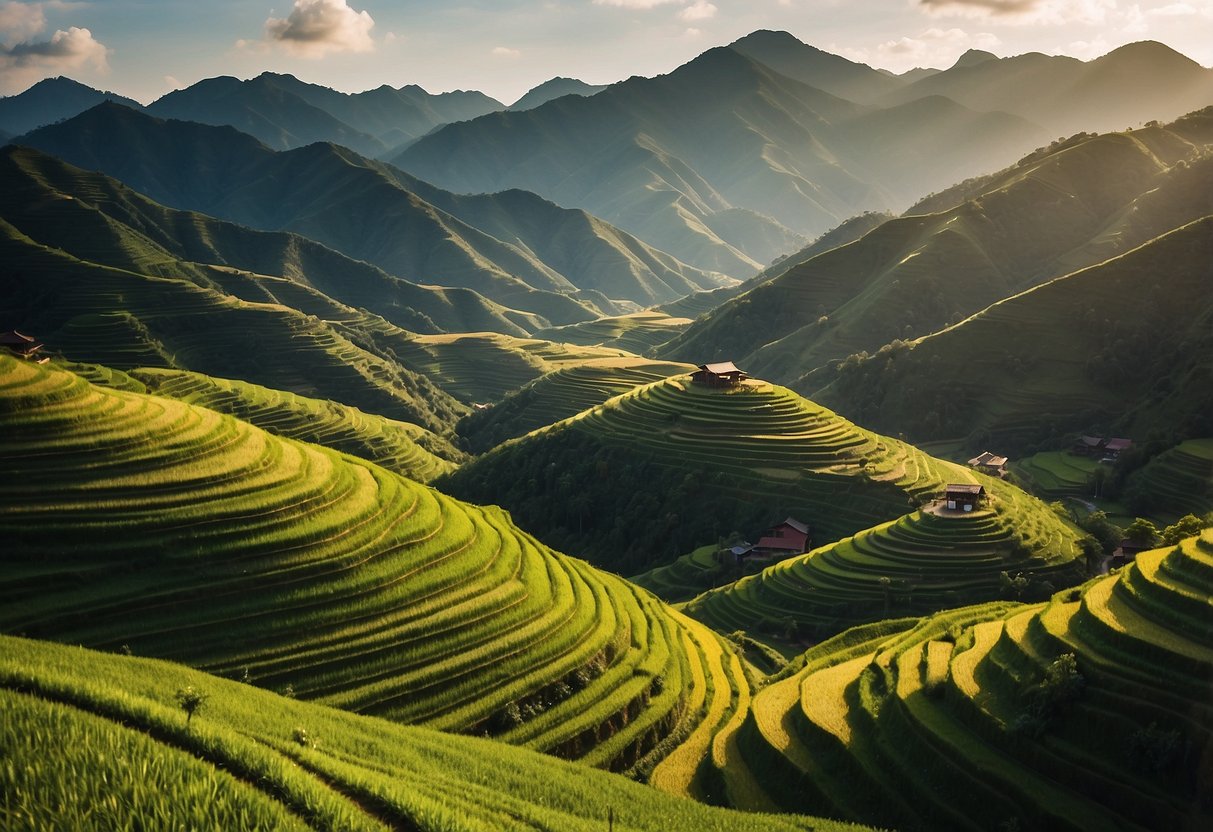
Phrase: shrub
[{"left": 174, "top": 686, "right": 208, "bottom": 725}]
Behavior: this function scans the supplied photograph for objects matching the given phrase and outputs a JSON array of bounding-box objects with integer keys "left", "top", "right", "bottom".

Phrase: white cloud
[
  {"left": 264, "top": 0, "right": 375, "bottom": 58},
  {"left": 918, "top": 0, "right": 1116, "bottom": 25},
  {"left": 679, "top": 1, "right": 717, "bottom": 20},
  {"left": 491, "top": 45, "right": 521, "bottom": 58},
  {"left": 0, "top": 24, "right": 108, "bottom": 93},
  {"left": 164, "top": 74, "right": 182, "bottom": 89},
  {"left": 0, "top": 1, "right": 46, "bottom": 45}
]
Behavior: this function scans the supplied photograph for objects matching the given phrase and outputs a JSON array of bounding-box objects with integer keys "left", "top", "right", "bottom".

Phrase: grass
[
  {"left": 533, "top": 311, "right": 694, "bottom": 355},
  {"left": 722, "top": 530, "right": 1213, "bottom": 830},
  {"left": 0, "top": 355, "right": 758, "bottom": 778},
  {"left": 0, "top": 636, "right": 848, "bottom": 832},
  {"left": 1011, "top": 451, "right": 1102, "bottom": 499}
]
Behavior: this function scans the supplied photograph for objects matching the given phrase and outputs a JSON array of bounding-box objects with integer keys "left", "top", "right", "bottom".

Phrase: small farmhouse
[
  {"left": 1111, "top": 537, "right": 1151, "bottom": 566},
  {"left": 0, "top": 330, "right": 45, "bottom": 361},
  {"left": 967, "top": 451, "right": 1008, "bottom": 478},
  {"left": 944, "top": 484, "right": 986, "bottom": 512},
  {"left": 691, "top": 361, "right": 749, "bottom": 388},
  {"left": 750, "top": 517, "right": 811, "bottom": 561},
  {"left": 1103, "top": 438, "right": 1133, "bottom": 459}
]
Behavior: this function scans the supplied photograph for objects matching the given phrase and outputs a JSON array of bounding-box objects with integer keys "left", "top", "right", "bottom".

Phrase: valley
[{"left": 1, "top": 15, "right": 1210, "bottom": 832}]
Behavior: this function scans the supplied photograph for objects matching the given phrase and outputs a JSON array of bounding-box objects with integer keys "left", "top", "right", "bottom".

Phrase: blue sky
[{"left": 2, "top": 0, "right": 1211, "bottom": 101}]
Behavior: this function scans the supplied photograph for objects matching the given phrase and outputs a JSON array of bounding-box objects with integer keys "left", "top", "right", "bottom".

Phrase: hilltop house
[
  {"left": 967, "top": 451, "right": 1008, "bottom": 478},
  {"left": 749, "top": 517, "right": 811, "bottom": 561},
  {"left": 691, "top": 361, "right": 749, "bottom": 387},
  {"left": 944, "top": 484, "right": 986, "bottom": 512},
  {"left": 0, "top": 330, "right": 46, "bottom": 362}
]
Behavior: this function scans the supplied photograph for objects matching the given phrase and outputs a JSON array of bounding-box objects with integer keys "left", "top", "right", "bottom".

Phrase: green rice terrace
[
  {"left": 0, "top": 355, "right": 758, "bottom": 781},
  {"left": 714, "top": 530, "right": 1213, "bottom": 830},
  {"left": 458, "top": 357, "right": 694, "bottom": 452},
  {"left": 1123, "top": 439, "right": 1213, "bottom": 524},
  {"left": 121, "top": 366, "right": 462, "bottom": 482},
  {"left": 1012, "top": 451, "right": 1102, "bottom": 499},
  {"left": 684, "top": 492, "right": 1086, "bottom": 640},
  {"left": 0, "top": 637, "right": 850, "bottom": 832},
  {"left": 533, "top": 311, "right": 695, "bottom": 355},
  {"left": 442, "top": 375, "right": 1084, "bottom": 579}
]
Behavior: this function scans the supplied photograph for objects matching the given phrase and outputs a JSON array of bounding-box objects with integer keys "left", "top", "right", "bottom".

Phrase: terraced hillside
[
  {"left": 0, "top": 356, "right": 755, "bottom": 778},
  {"left": 125, "top": 367, "right": 463, "bottom": 482},
  {"left": 533, "top": 312, "right": 694, "bottom": 355},
  {"left": 0, "top": 637, "right": 839, "bottom": 832},
  {"left": 685, "top": 495, "right": 1085, "bottom": 640},
  {"left": 1123, "top": 439, "right": 1213, "bottom": 524},
  {"left": 1012, "top": 451, "right": 1102, "bottom": 500},
  {"left": 442, "top": 375, "right": 1083, "bottom": 577},
  {"left": 0, "top": 218, "right": 465, "bottom": 434},
  {"left": 721, "top": 531, "right": 1213, "bottom": 830},
  {"left": 458, "top": 357, "right": 694, "bottom": 453},
  {"left": 814, "top": 216, "right": 1213, "bottom": 447}
]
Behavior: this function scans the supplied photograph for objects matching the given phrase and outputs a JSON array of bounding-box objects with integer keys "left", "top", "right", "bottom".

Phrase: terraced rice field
[
  {"left": 687, "top": 493, "right": 1085, "bottom": 639},
  {"left": 125, "top": 367, "right": 461, "bottom": 482},
  {"left": 1012, "top": 451, "right": 1101, "bottom": 499},
  {"left": 0, "top": 355, "right": 755, "bottom": 776},
  {"left": 534, "top": 311, "right": 694, "bottom": 354},
  {"left": 458, "top": 357, "right": 694, "bottom": 452},
  {"left": 0, "top": 637, "right": 835, "bottom": 832},
  {"left": 726, "top": 531, "right": 1213, "bottom": 830},
  {"left": 1126, "top": 439, "right": 1213, "bottom": 523},
  {"left": 364, "top": 323, "right": 639, "bottom": 404}
]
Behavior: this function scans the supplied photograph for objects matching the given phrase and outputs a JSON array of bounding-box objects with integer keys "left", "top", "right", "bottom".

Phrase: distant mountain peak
[{"left": 953, "top": 49, "right": 999, "bottom": 69}]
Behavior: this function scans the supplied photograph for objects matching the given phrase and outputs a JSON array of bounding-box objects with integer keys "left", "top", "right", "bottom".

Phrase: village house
[
  {"left": 1111, "top": 537, "right": 1152, "bottom": 567},
  {"left": 1072, "top": 435, "right": 1104, "bottom": 456},
  {"left": 691, "top": 361, "right": 749, "bottom": 387},
  {"left": 1102, "top": 438, "right": 1133, "bottom": 460},
  {"left": 748, "top": 517, "right": 811, "bottom": 562},
  {"left": 0, "top": 331, "right": 47, "bottom": 362},
  {"left": 967, "top": 451, "right": 1008, "bottom": 478},
  {"left": 1071, "top": 435, "right": 1133, "bottom": 460},
  {"left": 943, "top": 484, "right": 986, "bottom": 512}
]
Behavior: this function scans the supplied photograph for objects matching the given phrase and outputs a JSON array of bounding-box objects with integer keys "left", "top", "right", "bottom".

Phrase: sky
[{"left": 1, "top": 0, "right": 1211, "bottom": 101}]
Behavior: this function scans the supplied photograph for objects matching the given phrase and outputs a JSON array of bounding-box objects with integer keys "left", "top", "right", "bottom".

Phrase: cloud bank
[
  {"left": 264, "top": 0, "right": 375, "bottom": 58},
  {"left": 0, "top": 3, "right": 108, "bottom": 93}
]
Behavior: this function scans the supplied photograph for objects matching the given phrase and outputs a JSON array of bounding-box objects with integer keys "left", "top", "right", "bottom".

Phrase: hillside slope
[
  {"left": 0, "top": 356, "right": 755, "bottom": 778},
  {"left": 724, "top": 532, "right": 1213, "bottom": 830},
  {"left": 0, "top": 636, "right": 836, "bottom": 832},
  {"left": 0, "top": 76, "right": 144, "bottom": 136},
  {"left": 662, "top": 115, "right": 1213, "bottom": 386},
  {"left": 18, "top": 103, "right": 730, "bottom": 317},
  {"left": 0, "top": 144, "right": 544, "bottom": 337},
  {"left": 441, "top": 375, "right": 1083, "bottom": 578},
  {"left": 814, "top": 216, "right": 1213, "bottom": 447}
]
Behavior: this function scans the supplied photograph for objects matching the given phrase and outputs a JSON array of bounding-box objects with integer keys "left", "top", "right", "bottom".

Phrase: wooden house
[
  {"left": 0, "top": 330, "right": 45, "bottom": 361},
  {"left": 1072, "top": 435, "right": 1104, "bottom": 456},
  {"left": 1103, "top": 438, "right": 1133, "bottom": 459},
  {"left": 967, "top": 451, "right": 1008, "bottom": 478},
  {"left": 691, "top": 361, "right": 749, "bottom": 388},
  {"left": 944, "top": 484, "right": 985, "bottom": 512},
  {"left": 1111, "top": 538, "right": 1152, "bottom": 566},
  {"left": 749, "top": 517, "right": 810, "bottom": 561}
]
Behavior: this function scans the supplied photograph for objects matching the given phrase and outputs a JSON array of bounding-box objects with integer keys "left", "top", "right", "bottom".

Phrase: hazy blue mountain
[
  {"left": 0, "top": 76, "right": 144, "bottom": 136},
  {"left": 509, "top": 77, "right": 608, "bottom": 111},
  {"left": 881, "top": 40, "right": 1213, "bottom": 135},
  {"left": 396, "top": 45, "right": 1045, "bottom": 278},
  {"left": 729, "top": 29, "right": 905, "bottom": 103},
  {"left": 18, "top": 103, "right": 730, "bottom": 319}
]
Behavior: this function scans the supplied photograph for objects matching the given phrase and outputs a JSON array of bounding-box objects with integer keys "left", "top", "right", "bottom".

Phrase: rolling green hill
[
  {"left": 440, "top": 375, "right": 1083, "bottom": 579},
  {"left": 532, "top": 311, "right": 694, "bottom": 354},
  {"left": 457, "top": 357, "right": 694, "bottom": 453},
  {"left": 0, "top": 216, "right": 468, "bottom": 434},
  {"left": 0, "top": 144, "right": 547, "bottom": 337},
  {"left": 1122, "top": 439, "right": 1213, "bottom": 524},
  {"left": 0, "top": 355, "right": 759, "bottom": 780},
  {"left": 722, "top": 531, "right": 1213, "bottom": 830},
  {"left": 684, "top": 492, "right": 1085, "bottom": 641},
  {"left": 0, "top": 636, "right": 841, "bottom": 832},
  {"left": 18, "top": 103, "right": 731, "bottom": 318},
  {"left": 663, "top": 117, "right": 1213, "bottom": 386},
  {"left": 813, "top": 216, "right": 1213, "bottom": 448},
  {"left": 395, "top": 45, "right": 1044, "bottom": 276}
]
